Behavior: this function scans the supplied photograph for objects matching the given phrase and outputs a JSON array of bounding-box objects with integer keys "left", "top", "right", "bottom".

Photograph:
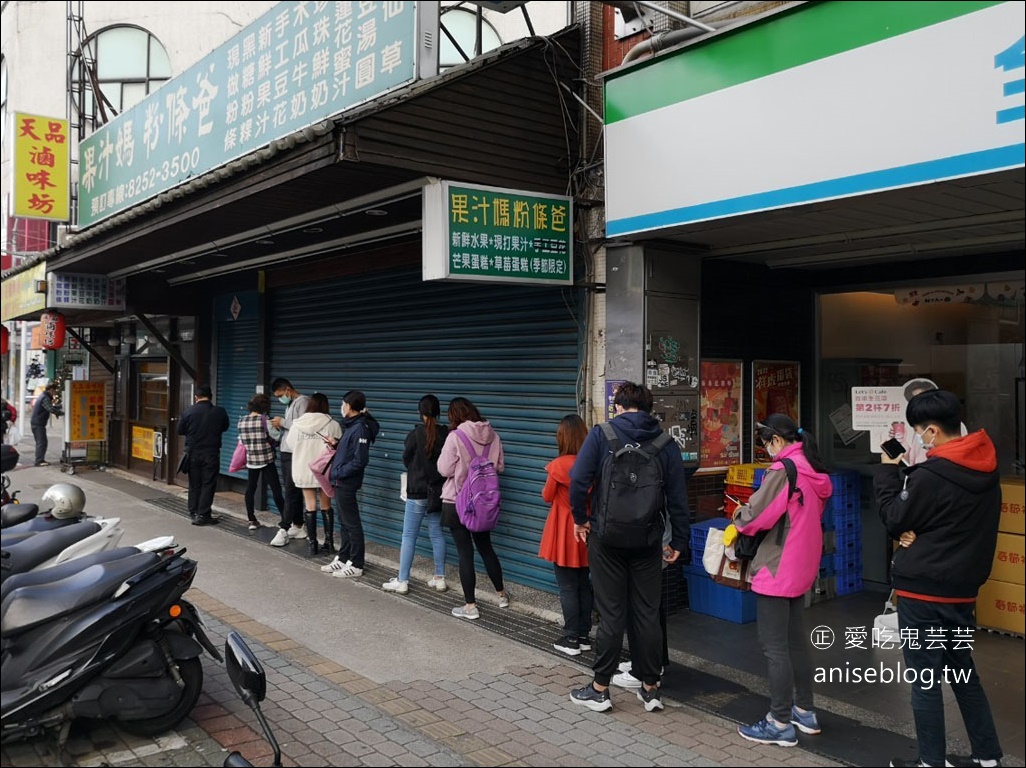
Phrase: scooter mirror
[{"left": 225, "top": 631, "right": 266, "bottom": 704}]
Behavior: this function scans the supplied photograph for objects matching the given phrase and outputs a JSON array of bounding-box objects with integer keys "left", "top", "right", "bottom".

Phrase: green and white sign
[
  {"left": 79, "top": 1, "right": 418, "bottom": 229},
  {"left": 604, "top": 1, "right": 1025, "bottom": 237},
  {"left": 423, "top": 180, "right": 573, "bottom": 285}
]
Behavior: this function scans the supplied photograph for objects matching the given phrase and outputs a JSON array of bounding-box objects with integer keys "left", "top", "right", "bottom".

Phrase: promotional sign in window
[
  {"left": 66, "top": 381, "right": 107, "bottom": 442},
  {"left": 701, "top": 360, "right": 743, "bottom": 468},
  {"left": 78, "top": 1, "right": 418, "bottom": 228},
  {"left": 13, "top": 113, "right": 69, "bottom": 221},
  {"left": 752, "top": 360, "right": 800, "bottom": 462},
  {"left": 423, "top": 180, "right": 573, "bottom": 285}
]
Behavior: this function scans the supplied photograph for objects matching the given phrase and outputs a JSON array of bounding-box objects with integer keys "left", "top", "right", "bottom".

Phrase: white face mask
[
  {"left": 764, "top": 438, "right": 778, "bottom": 459},
  {"left": 916, "top": 429, "right": 935, "bottom": 451}
]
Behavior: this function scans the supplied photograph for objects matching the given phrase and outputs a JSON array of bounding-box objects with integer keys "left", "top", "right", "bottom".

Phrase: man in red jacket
[{"left": 874, "top": 389, "right": 1002, "bottom": 768}]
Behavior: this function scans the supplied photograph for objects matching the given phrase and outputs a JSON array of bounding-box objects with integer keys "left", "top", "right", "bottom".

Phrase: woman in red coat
[{"left": 539, "top": 414, "right": 593, "bottom": 657}]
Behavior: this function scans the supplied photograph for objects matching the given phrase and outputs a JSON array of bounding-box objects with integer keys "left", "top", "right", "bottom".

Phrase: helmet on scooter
[{"left": 41, "top": 483, "right": 86, "bottom": 519}]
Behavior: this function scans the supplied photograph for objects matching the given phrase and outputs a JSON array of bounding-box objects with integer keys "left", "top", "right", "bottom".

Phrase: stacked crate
[
  {"left": 685, "top": 518, "right": 757, "bottom": 624},
  {"left": 828, "top": 471, "right": 862, "bottom": 596}
]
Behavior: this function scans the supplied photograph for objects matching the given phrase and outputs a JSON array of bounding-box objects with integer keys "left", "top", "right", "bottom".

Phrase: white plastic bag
[
  {"left": 3, "top": 426, "right": 21, "bottom": 445},
  {"left": 702, "top": 527, "right": 726, "bottom": 576},
  {"left": 399, "top": 472, "right": 407, "bottom": 501}
]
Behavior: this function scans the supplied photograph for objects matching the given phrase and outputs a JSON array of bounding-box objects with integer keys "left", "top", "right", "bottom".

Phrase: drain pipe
[{"left": 622, "top": 25, "right": 709, "bottom": 64}]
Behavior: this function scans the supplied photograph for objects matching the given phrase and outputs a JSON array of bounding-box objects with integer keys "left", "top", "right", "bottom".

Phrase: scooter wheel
[{"left": 118, "top": 656, "right": 204, "bottom": 737}]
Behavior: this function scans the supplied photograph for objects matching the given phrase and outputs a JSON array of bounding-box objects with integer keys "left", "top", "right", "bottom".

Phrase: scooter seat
[
  {"left": 0, "top": 522, "right": 101, "bottom": 582},
  {"left": 0, "top": 504, "right": 38, "bottom": 528},
  {"left": 0, "top": 546, "right": 141, "bottom": 604},
  {"left": 3, "top": 513, "right": 76, "bottom": 536},
  {"left": 1, "top": 551, "right": 162, "bottom": 636}
]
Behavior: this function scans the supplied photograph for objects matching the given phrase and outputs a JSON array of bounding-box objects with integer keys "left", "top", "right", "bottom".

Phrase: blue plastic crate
[
  {"left": 836, "top": 573, "right": 863, "bottom": 595},
  {"left": 832, "top": 551, "right": 863, "bottom": 576},
  {"left": 684, "top": 565, "right": 757, "bottom": 624},
  {"left": 834, "top": 527, "right": 863, "bottom": 553},
  {"left": 819, "top": 553, "right": 835, "bottom": 578},
  {"left": 689, "top": 518, "right": 727, "bottom": 560},
  {"left": 830, "top": 471, "right": 860, "bottom": 496}
]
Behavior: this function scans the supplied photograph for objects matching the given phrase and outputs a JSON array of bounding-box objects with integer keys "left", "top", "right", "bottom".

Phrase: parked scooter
[
  {"left": 0, "top": 503, "right": 38, "bottom": 529},
  {"left": 0, "top": 544, "right": 222, "bottom": 748},
  {"left": 222, "top": 631, "right": 282, "bottom": 768},
  {"left": 2, "top": 483, "right": 86, "bottom": 531},
  {"left": 0, "top": 484, "right": 126, "bottom": 583}
]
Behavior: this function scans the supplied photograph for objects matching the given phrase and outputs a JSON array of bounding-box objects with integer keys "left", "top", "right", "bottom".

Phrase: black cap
[{"left": 195, "top": 384, "right": 213, "bottom": 399}]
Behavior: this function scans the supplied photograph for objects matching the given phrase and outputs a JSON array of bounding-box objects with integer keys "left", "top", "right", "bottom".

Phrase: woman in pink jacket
[
  {"left": 437, "top": 397, "right": 509, "bottom": 621},
  {"left": 732, "top": 413, "right": 833, "bottom": 748}
]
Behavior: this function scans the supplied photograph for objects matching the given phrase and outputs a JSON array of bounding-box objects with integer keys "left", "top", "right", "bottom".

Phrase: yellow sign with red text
[{"left": 13, "top": 112, "right": 70, "bottom": 221}]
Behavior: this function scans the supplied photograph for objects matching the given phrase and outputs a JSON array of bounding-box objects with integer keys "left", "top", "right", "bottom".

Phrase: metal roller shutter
[
  {"left": 215, "top": 293, "right": 260, "bottom": 476},
  {"left": 269, "top": 267, "right": 580, "bottom": 592}
]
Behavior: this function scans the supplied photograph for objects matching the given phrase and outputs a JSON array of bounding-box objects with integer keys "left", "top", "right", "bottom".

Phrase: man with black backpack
[{"left": 568, "top": 382, "right": 689, "bottom": 713}]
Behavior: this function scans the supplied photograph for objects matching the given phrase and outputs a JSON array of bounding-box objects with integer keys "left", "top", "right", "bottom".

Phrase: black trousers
[
  {"left": 334, "top": 481, "right": 365, "bottom": 569},
  {"left": 279, "top": 452, "right": 304, "bottom": 530},
  {"left": 245, "top": 463, "right": 285, "bottom": 519},
  {"left": 443, "top": 502, "right": 504, "bottom": 604},
  {"left": 589, "top": 535, "right": 662, "bottom": 687},
  {"left": 756, "top": 594, "right": 815, "bottom": 724},
  {"left": 187, "top": 451, "right": 220, "bottom": 519}
]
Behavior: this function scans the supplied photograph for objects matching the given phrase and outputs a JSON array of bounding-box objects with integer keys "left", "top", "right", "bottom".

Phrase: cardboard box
[
  {"left": 1000, "top": 477, "right": 1025, "bottom": 535},
  {"left": 976, "top": 578, "right": 1025, "bottom": 637},
  {"left": 991, "top": 533, "right": 1025, "bottom": 586}
]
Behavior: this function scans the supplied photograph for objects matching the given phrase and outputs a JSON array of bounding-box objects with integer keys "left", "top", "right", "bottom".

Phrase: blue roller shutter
[
  {"left": 215, "top": 291, "right": 260, "bottom": 477},
  {"left": 269, "top": 267, "right": 580, "bottom": 592}
]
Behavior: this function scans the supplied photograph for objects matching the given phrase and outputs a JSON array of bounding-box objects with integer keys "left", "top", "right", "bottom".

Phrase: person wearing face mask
[
  {"left": 731, "top": 414, "right": 833, "bottom": 747},
  {"left": 874, "top": 390, "right": 1003, "bottom": 768},
  {"left": 269, "top": 377, "right": 311, "bottom": 544}
]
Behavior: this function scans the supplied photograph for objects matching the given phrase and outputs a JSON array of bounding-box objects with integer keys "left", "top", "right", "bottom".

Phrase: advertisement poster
[
  {"left": 752, "top": 360, "right": 800, "bottom": 462},
  {"left": 65, "top": 380, "right": 106, "bottom": 442},
  {"left": 700, "top": 360, "right": 743, "bottom": 468},
  {"left": 606, "top": 379, "right": 627, "bottom": 421},
  {"left": 851, "top": 377, "right": 940, "bottom": 454}
]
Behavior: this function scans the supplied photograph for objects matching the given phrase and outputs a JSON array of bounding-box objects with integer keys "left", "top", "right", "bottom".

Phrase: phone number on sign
[{"left": 123, "top": 148, "right": 202, "bottom": 199}]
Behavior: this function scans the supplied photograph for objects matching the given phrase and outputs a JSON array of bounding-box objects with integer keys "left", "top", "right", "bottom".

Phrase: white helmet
[{"left": 42, "top": 483, "right": 87, "bottom": 519}]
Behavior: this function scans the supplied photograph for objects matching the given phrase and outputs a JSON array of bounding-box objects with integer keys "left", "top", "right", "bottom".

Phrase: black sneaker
[
  {"left": 637, "top": 686, "right": 663, "bottom": 712},
  {"left": 553, "top": 636, "right": 581, "bottom": 656},
  {"left": 888, "top": 760, "right": 929, "bottom": 767},
  {"left": 570, "top": 684, "right": 612, "bottom": 712},
  {"left": 577, "top": 636, "right": 592, "bottom": 651},
  {"left": 947, "top": 758, "right": 1002, "bottom": 768},
  {"left": 191, "top": 516, "right": 220, "bottom": 526}
]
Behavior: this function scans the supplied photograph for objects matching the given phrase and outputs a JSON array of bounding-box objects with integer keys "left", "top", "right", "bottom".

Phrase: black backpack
[
  {"left": 734, "top": 457, "right": 803, "bottom": 560},
  {"left": 596, "top": 423, "right": 672, "bottom": 549}
]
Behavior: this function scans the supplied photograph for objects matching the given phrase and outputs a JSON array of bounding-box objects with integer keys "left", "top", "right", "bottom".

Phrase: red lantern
[
  {"left": 40, "top": 311, "right": 67, "bottom": 350},
  {"left": 0, "top": 325, "right": 9, "bottom": 356}
]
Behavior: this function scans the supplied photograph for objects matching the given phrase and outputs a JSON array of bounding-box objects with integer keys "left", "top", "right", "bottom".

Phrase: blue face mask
[{"left": 278, "top": 395, "right": 292, "bottom": 406}]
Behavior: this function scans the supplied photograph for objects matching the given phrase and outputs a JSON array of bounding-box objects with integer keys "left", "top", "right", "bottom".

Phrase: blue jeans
[
  {"left": 897, "top": 597, "right": 1002, "bottom": 765},
  {"left": 398, "top": 498, "right": 446, "bottom": 582}
]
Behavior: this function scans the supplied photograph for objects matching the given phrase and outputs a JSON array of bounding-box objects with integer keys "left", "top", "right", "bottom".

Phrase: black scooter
[
  {"left": 223, "top": 631, "right": 282, "bottom": 768},
  {"left": 0, "top": 544, "right": 222, "bottom": 752}
]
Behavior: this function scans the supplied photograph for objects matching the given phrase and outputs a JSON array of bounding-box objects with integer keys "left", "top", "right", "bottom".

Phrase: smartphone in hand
[{"left": 881, "top": 438, "right": 906, "bottom": 460}]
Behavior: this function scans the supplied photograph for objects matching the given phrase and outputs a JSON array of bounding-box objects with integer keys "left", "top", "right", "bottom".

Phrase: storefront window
[
  {"left": 818, "top": 280, "right": 1025, "bottom": 476},
  {"left": 134, "top": 360, "right": 168, "bottom": 425}
]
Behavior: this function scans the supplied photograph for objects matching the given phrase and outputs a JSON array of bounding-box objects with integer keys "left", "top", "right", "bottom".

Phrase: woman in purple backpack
[{"left": 437, "top": 397, "right": 510, "bottom": 620}]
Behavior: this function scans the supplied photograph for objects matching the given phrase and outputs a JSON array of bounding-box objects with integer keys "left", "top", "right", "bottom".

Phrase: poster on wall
[
  {"left": 752, "top": 360, "right": 800, "bottom": 462},
  {"left": 63, "top": 380, "right": 106, "bottom": 442},
  {"left": 700, "top": 360, "right": 743, "bottom": 468},
  {"left": 606, "top": 379, "right": 627, "bottom": 421}
]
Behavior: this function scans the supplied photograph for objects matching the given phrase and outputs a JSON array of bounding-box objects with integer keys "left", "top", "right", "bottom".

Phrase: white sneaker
[
  {"left": 617, "top": 661, "right": 665, "bottom": 675},
  {"left": 382, "top": 578, "right": 409, "bottom": 594},
  {"left": 611, "top": 670, "right": 643, "bottom": 689},
  {"left": 269, "top": 528, "right": 289, "bottom": 547},
  {"left": 427, "top": 576, "right": 448, "bottom": 592},
  {"left": 497, "top": 592, "right": 510, "bottom": 608},
  {"left": 320, "top": 557, "right": 350, "bottom": 573},
  {"left": 451, "top": 605, "right": 480, "bottom": 620},
  {"left": 331, "top": 563, "right": 363, "bottom": 578},
  {"left": 287, "top": 524, "right": 307, "bottom": 540}
]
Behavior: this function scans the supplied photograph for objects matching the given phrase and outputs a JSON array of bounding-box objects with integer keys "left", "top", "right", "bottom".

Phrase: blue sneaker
[
  {"left": 738, "top": 714, "right": 798, "bottom": 746},
  {"left": 790, "top": 705, "right": 821, "bottom": 735},
  {"left": 570, "top": 684, "right": 612, "bottom": 712}
]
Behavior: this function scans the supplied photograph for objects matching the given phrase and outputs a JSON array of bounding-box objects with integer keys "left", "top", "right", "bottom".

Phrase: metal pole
[
  {"left": 632, "top": 0, "right": 717, "bottom": 33},
  {"left": 18, "top": 322, "right": 29, "bottom": 427}
]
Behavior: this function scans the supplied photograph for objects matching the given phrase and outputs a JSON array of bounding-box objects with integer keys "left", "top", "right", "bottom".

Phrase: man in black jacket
[
  {"left": 30, "top": 383, "right": 63, "bottom": 466},
  {"left": 874, "top": 389, "right": 1002, "bottom": 768},
  {"left": 177, "top": 384, "right": 229, "bottom": 526},
  {"left": 567, "top": 382, "right": 689, "bottom": 714}
]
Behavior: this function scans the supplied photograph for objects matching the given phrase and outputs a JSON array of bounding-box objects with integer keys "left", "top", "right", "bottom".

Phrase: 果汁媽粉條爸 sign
[{"left": 422, "top": 180, "right": 573, "bottom": 286}]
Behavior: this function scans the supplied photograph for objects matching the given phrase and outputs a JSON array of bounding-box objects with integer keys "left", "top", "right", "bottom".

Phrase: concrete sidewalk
[{"left": 1, "top": 462, "right": 842, "bottom": 768}]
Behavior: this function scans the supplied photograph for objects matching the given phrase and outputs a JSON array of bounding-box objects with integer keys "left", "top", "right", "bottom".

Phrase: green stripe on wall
[{"left": 605, "top": 0, "right": 1003, "bottom": 124}]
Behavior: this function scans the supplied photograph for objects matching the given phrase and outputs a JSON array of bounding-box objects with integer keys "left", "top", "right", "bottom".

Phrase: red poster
[
  {"left": 700, "top": 360, "right": 743, "bottom": 468},
  {"left": 752, "top": 360, "right": 801, "bottom": 462}
]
